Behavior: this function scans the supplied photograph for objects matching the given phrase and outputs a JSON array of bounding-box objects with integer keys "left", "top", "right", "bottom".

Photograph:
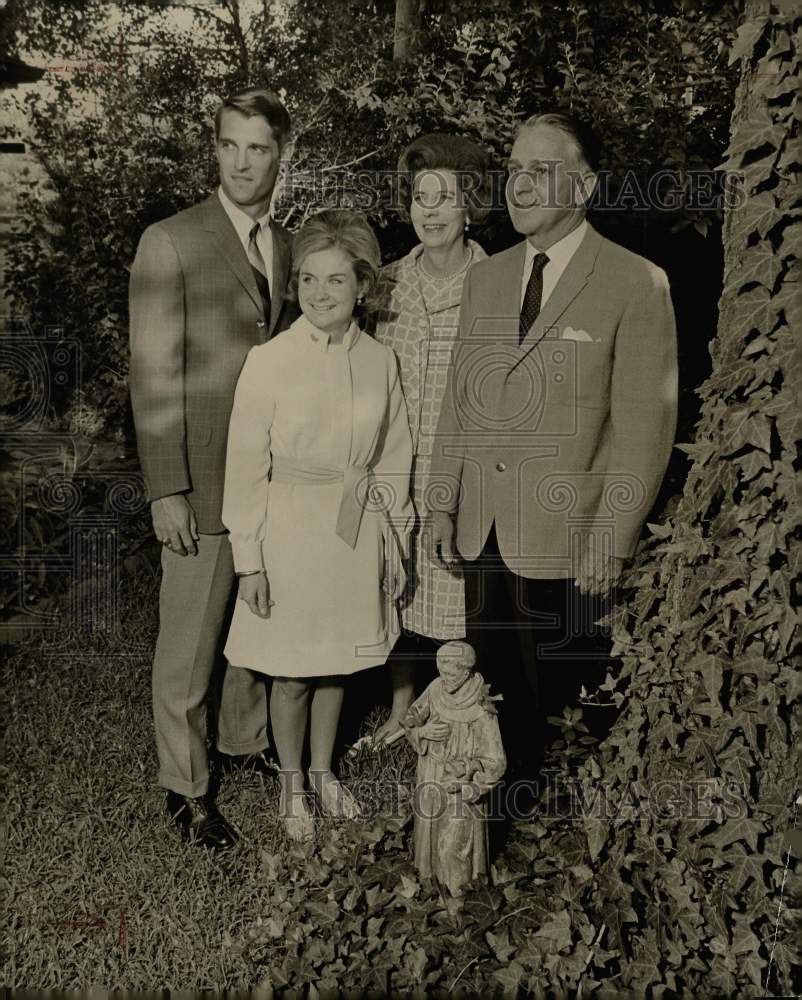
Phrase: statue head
[{"left": 436, "top": 640, "right": 477, "bottom": 694}]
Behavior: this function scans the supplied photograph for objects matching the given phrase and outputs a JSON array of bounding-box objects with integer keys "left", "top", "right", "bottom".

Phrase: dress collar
[
  {"left": 295, "top": 313, "right": 361, "bottom": 352},
  {"left": 402, "top": 237, "right": 485, "bottom": 275}
]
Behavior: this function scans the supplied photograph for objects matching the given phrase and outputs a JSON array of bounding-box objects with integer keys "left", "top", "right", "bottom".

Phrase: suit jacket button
[
  {"left": 496, "top": 461, "right": 506, "bottom": 472},
  {"left": 257, "top": 320, "right": 266, "bottom": 328}
]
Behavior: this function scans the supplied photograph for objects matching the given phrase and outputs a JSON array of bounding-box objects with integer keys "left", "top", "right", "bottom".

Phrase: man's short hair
[
  {"left": 519, "top": 112, "right": 601, "bottom": 173},
  {"left": 214, "top": 87, "right": 291, "bottom": 149}
]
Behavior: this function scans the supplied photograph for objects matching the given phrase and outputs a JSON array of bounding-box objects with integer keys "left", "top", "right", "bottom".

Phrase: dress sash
[{"left": 270, "top": 454, "right": 407, "bottom": 596}]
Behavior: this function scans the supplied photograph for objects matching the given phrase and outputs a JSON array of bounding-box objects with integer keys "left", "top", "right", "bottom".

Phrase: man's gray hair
[{"left": 519, "top": 111, "right": 601, "bottom": 172}]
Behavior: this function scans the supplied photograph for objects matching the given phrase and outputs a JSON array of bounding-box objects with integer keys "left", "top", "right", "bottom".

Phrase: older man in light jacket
[{"left": 429, "top": 112, "right": 678, "bottom": 781}]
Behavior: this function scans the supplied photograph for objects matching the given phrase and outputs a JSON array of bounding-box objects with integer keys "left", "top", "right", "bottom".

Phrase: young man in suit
[
  {"left": 129, "top": 88, "right": 298, "bottom": 849},
  {"left": 429, "top": 112, "right": 678, "bottom": 785}
]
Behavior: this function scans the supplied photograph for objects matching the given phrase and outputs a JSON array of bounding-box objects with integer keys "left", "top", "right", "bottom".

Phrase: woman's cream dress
[{"left": 222, "top": 314, "right": 414, "bottom": 677}]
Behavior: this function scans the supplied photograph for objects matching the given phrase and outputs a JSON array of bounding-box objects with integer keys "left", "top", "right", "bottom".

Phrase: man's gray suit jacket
[{"left": 129, "top": 193, "right": 298, "bottom": 533}]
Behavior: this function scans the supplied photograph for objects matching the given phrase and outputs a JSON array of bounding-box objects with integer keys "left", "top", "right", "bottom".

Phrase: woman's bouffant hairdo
[
  {"left": 289, "top": 210, "right": 382, "bottom": 310},
  {"left": 398, "top": 133, "right": 492, "bottom": 225}
]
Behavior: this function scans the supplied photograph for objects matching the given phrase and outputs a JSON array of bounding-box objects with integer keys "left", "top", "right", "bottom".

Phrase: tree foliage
[{"left": 572, "top": 3, "right": 800, "bottom": 993}]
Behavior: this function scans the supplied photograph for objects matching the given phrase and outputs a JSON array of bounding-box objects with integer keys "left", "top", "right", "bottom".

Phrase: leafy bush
[{"left": 572, "top": 8, "right": 801, "bottom": 994}]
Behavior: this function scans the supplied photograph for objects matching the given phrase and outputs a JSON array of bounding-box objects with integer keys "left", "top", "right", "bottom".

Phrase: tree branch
[{"left": 319, "top": 148, "right": 380, "bottom": 172}]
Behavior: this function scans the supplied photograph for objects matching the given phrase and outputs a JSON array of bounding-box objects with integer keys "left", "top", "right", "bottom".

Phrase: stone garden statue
[{"left": 402, "top": 640, "right": 506, "bottom": 896}]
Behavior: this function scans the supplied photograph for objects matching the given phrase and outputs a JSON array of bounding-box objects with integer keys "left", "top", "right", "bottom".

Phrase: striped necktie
[
  {"left": 248, "top": 222, "right": 271, "bottom": 319},
  {"left": 519, "top": 251, "right": 549, "bottom": 345}
]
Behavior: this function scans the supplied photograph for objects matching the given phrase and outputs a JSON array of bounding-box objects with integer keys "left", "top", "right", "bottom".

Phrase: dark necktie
[
  {"left": 519, "top": 251, "right": 549, "bottom": 345},
  {"left": 248, "top": 222, "right": 271, "bottom": 320}
]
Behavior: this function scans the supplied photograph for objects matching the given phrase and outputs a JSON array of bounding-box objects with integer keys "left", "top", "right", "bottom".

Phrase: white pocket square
[{"left": 561, "top": 326, "right": 593, "bottom": 342}]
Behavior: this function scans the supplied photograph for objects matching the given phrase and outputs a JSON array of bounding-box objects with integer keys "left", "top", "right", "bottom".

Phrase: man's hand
[
  {"left": 152, "top": 494, "right": 199, "bottom": 556},
  {"left": 427, "top": 512, "right": 458, "bottom": 571},
  {"left": 575, "top": 540, "right": 624, "bottom": 595},
  {"left": 238, "top": 573, "right": 274, "bottom": 618}
]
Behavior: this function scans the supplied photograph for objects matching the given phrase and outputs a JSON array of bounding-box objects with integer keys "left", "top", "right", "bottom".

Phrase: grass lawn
[{"left": 3, "top": 570, "right": 605, "bottom": 994}]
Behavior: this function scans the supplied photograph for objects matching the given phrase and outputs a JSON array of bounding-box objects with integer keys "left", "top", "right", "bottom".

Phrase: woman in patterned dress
[
  {"left": 367, "top": 134, "right": 492, "bottom": 743},
  {"left": 223, "top": 210, "right": 413, "bottom": 841}
]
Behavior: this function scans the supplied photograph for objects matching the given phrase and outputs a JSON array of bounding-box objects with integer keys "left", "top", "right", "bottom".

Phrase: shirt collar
[
  {"left": 297, "top": 313, "right": 361, "bottom": 352},
  {"left": 217, "top": 185, "right": 272, "bottom": 240},
  {"left": 525, "top": 218, "right": 588, "bottom": 269}
]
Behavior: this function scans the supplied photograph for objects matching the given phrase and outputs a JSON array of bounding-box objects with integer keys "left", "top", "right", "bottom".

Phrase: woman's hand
[
  {"left": 382, "top": 531, "right": 408, "bottom": 600},
  {"left": 238, "top": 572, "right": 274, "bottom": 618}
]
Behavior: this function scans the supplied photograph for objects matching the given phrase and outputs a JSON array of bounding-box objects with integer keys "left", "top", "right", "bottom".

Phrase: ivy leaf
[
  {"left": 532, "top": 907, "right": 572, "bottom": 952},
  {"left": 709, "top": 816, "right": 767, "bottom": 852},
  {"left": 363, "top": 855, "right": 406, "bottom": 890},
  {"left": 461, "top": 884, "right": 504, "bottom": 928},
  {"left": 585, "top": 817, "right": 608, "bottom": 862},
  {"left": 395, "top": 874, "right": 420, "bottom": 899},
  {"left": 727, "top": 17, "right": 769, "bottom": 67},
  {"left": 736, "top": 449, "right": 772, "bottom": 482},
  {"left": 306, "top": 899, "right": 339, "bottom": 926},
  {"left": 726, "top": 847, "right": 766, "bottom": 893},
  {"left": 366, "top": 915, "right": 385, "bottom": 941},
  {"left": 405, "top": 945, "right": 427, "bottom": 980},
  {"left": 486, "top": 927, "right": 516, "bottom": 962},
  {"left": 364, "top": 885, "right": 385, "bottom": 909},
  {"left": 492, "top": 961, "right": 525, "bottom": 992},
  {"left": 342, "top": 886, "right": 360, "bottom": 912}
]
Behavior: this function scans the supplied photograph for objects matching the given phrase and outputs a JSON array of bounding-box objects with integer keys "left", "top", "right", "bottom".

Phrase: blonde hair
[{"left": 290, "top": 210, "right": 381, "bottom": 309}]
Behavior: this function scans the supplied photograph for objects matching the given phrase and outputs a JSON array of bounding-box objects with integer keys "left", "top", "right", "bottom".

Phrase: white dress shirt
[
  {"left": 520, "top": 219, "right": 588, "bottom": 309},
  {"left": 218, "top": 185, "right": 274, "bottom": 297}
]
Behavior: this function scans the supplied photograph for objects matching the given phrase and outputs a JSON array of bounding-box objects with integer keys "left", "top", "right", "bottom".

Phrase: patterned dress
[{"left": 368, "top": 240, "right": 487, "bottom": 640}]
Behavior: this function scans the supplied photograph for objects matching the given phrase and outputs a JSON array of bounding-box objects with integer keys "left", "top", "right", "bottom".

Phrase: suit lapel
[
  {"left": 512, "top": 224, "right": 603, "bottom": 372},
  {"left": 269, "top": 223, "right": 290, "bottom": 335},
  {"left": 200, "top": 194, "right": 263, "bottom": 316},
  {"left": 473, "top": 242, "right": 526, "bottom": 341}
]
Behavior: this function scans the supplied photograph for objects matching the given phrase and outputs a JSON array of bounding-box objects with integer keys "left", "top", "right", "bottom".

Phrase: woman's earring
[
  {"left": 464, "top": 220, "right": 470, "bottom": 232},
  {"left": 356, "top": 295, "right": 364, "bottom": 305}
]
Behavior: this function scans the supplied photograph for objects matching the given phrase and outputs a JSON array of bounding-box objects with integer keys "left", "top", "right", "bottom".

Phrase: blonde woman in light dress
[
  {"left": 367, "top": 133, "right": 491, "bottom": 743},
  {"left": 222, "top": 210, "right": 413, "bottom": 842}
]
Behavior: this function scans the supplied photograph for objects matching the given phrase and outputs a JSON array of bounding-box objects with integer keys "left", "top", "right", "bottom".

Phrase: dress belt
[{"left": 270, "top": 454, "right": 370, "bottom": 549}]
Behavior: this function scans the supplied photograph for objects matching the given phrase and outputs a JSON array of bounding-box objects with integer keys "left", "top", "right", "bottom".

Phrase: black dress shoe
[
  {"left": 165, "top": 792, "right": 239, "bottom": 850},
  {"left": 215, "top": 749, "right": 280, "bottom": 778}
]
